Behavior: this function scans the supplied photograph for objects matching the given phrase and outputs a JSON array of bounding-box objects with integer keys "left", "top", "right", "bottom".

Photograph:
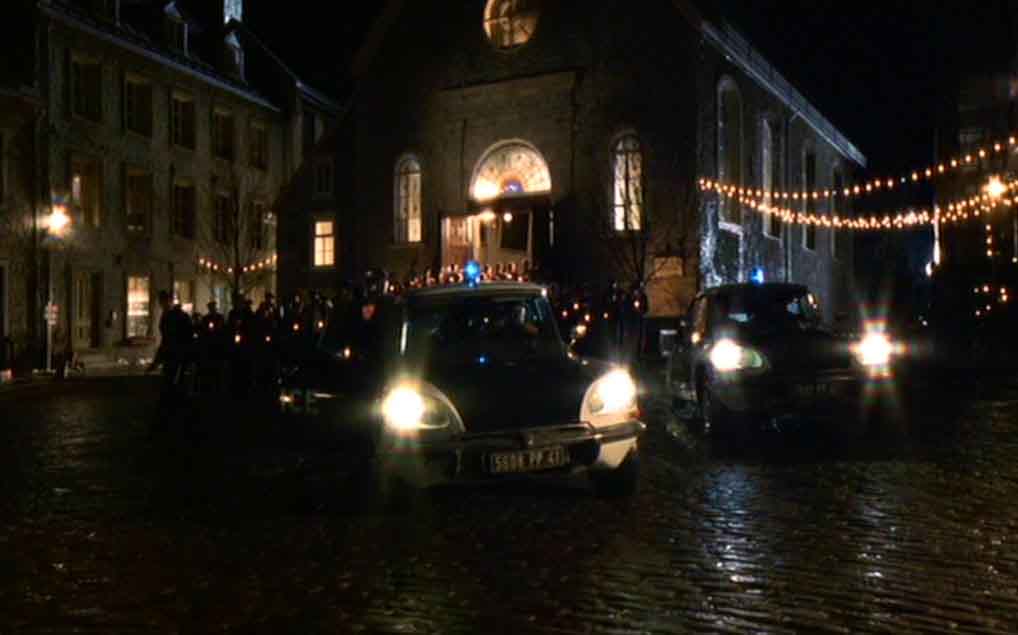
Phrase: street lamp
[
  {"left": 40, "top": 198, "right": 72, "bottom": 372},
  {"left": 985, "top": 175, "right": 1007, "bottom": 200}
]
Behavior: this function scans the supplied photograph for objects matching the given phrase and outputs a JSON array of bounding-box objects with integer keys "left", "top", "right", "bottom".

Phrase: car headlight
[
  {"left": 854, "top": 332, "right": 894, "bottom": 367},
  {"left": 709, "top": 339, "right": 765, "bottom": 372},
  {"left": 584, "top": 369, "right": 638, "bottom": 416},
  {"left": 380, "top": 383, "right": 460, "bottom": 432}
]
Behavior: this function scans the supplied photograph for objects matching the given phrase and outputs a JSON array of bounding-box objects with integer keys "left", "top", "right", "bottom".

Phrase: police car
[
  {"left": 666, "top": 282, "right": 899, "bottom": 435},
  {"left": 279, "top": 263, "right": 646, "bottom": 497}
]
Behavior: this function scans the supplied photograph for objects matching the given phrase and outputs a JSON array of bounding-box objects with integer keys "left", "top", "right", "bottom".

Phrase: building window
[
  {"left": 124, "top": 76, "right": 153, "bottom": 136},
  {"left": 214, "top": 193, "right": 232, "bottom": 244},
  {"left": 802, "top": 149, "right": 817, "bottom": 251},
  {"left": 212, "top": 109, "right": 234, "bottom": 160},
  {"left": 70, "top": 154, "right": 101, "bottom": 227},
  {"left": 612, "top": 134, "right": 643, "bottom": 232},
  {"left": 832, "top": 168, "right": 847, "bottom": 259},
  {"left": 125, "top": 167, "right": 152, "bottom": 233},
  {"left": 251, "top": 201, "right": 267, "bottom": 250},
  {"left": 314, "top": 159, "right": 333, "bottom": 196},
  {"left": 71, "top": 56, "right": 102, "bottom": 122},
  {"left": 173, "top": 279, "right": 195, "bottom": 314},
  {"left": 226, "top": 41, "right": 244, "bottom": 79},
  {"left": 395, "top": 156, "right": 422, "bottom": 243},
  {"left": 172, "top": 181, "right": 196, "bottom": 239},
  {"left": 126, "top": 275, "right": 150, "bottom": 338},
  {"left": 171, "top": 92, "right": 196, "bottom": 149},
  {"left": 483, "top": 0, "right": 539, "bottom": 50},
  {"left": 718, "top": 79, "right": 743, "bottom": 226},
  {"left": 313, "top": 220, "right": 335, "bottom": 268},
  {"left": 249, "top": 121, "right": 268, "bottom": 169},
  {"left": 761, "top": 118, "right": 781, "bottom": 239}
]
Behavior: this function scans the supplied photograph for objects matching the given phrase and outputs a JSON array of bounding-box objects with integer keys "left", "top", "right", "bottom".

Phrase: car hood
[
  {"left": 420, "top": 356, "right": 606, "bottom": 434},
  {"left": 724, "top": 325, "right": 855, "bottom": 374}
]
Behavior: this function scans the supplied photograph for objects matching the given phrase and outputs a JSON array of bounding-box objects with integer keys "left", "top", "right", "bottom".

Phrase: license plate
[
  {"left": 793, "top": 382, "right": 831, "bottom": 400},
  {"left": 489, "top": 446, "right": 570, "bottom": 474}
]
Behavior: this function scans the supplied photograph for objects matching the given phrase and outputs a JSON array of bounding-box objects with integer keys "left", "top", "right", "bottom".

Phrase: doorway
[{"left": 73, "top": 271, "right": 101, "bottom": 350}]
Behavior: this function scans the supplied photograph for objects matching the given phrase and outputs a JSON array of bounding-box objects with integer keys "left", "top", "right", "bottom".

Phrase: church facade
[{"left": 279, "top": 0, "right": 865, "bottom": 319}]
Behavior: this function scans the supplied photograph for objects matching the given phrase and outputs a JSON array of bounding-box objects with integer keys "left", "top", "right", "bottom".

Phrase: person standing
[{"left": 148, "top": 290, "right": 193, "bottom": 409}]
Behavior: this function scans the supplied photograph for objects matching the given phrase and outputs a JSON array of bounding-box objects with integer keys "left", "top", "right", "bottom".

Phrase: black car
[
  {"left": 665, "top": 283, "right": 897, "bottom": 433},
  {"left": 279, "top": 281, "right": 645, "bottom": 496}
]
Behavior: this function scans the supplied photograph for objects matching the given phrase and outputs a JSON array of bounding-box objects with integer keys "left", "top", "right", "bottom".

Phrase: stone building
[
  {"left": 278, "top": 0, "right": 865, "bottom": 321},
  {"left": 4, "top": 0, "right": 338, "bottom": 370}
]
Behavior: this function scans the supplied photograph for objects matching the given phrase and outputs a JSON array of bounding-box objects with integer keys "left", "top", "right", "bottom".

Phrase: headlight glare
[
  {"left": 709, "top": 339, "right": 765, "bottom": 371},
  {"left": 855, "top": 332, "right": 893, "bottom": 367},
  {"left": 588, "top": 369, "right": 637, "bottom": 415},
  {"left": 381, "top": 386, "right": 426, "bottom": 431}
]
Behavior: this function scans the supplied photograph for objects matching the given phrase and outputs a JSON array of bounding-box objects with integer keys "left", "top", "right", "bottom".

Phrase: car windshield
[
  {"left": 404, "top": 293, "right": 563, "bottom": 364},
  {"left": 714, "top": 287, "right": 821, "bottom": 331}
]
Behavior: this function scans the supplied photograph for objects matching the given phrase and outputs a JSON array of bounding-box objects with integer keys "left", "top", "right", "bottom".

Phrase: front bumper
[
  {"left": 711, "top": 369, "right": 892, "bottom": 421},
  {"left": 377, "top": 420, "right": 645, "bottom": 487}
]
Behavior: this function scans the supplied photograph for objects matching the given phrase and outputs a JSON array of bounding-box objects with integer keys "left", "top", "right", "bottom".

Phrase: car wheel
[
  {"left": 698, "top": 374, "right": 742, "bottom": 441},
  {"left": 590, "top": 447, "right": 640, "bottom": 498}
]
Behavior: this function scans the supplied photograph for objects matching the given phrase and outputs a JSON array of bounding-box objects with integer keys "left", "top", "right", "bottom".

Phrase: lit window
[
  {"left": 314, "top": 220, "right": 335, "bottom": 267},
  {"left": 761, "top": 118, "right": 781, "bottom": 239},
  {"left": 803, "top": 149, "right": 817, "bottom": 251},
  {"left": 171, "top": 92, "right": 196, "bottom": 149},
  {"left": 483, "top": 0, "right": 539, "bottom": 49},
  {"left": 718, "top": 79, "right": 743, "bottom": 225},
  {"left": 395, "top": 157, "right": 422, "bottom": 243},
  {"left": 126, "top": 275, "right": 150, "bottom": 338},
  {"left": 71, "top": 56, "right": 102, "bottom": 122},
  {"left": 125, "top": 168, "right": 152, "bottom": 233},
  {"left": 124, "top": 76, "right": 153, "bottom": 136},
  {"left": 71, "top": 155, "right": 101, "bottom": 227},
  {"left": 612, "top": 134, "right": 643, "bottom": 232},
  {"left": 173, "top": 279, "right": 194, "bottom": 314}
]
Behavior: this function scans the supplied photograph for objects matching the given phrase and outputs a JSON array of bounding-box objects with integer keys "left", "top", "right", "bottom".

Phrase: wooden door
[{"left": 73, "top": 272, "right": 99, "bottom": 350}]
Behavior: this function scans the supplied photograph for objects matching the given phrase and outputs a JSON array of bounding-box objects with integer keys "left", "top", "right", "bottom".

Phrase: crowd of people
[{"left": 147, "top": 267, "right": 655, "bottom": 407}]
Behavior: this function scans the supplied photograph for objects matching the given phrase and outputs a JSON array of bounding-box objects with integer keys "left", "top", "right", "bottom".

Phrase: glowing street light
[
  {"left": 985, "top": 176, "right": 1007, "bottom": 200},
  {"left": 48, "top": 204, "right": 70, "bottom": 234}
]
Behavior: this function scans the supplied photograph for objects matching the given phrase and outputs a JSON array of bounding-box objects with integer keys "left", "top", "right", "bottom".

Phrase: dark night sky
[{"left": 247, "top": 1, "right": 1016, "bottom": 186}]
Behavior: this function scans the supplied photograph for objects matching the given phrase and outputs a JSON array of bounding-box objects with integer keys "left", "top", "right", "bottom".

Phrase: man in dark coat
[{"left": 148, "top": 290, "right": 193, "bottom": 407}]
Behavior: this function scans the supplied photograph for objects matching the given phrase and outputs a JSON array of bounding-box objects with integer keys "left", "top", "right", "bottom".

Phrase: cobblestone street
[{"left": 3, "top": 373, "right": 1018, "bottom": 633}]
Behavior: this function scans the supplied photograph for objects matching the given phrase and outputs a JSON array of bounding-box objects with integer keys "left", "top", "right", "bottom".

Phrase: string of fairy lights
[
  {"left": 705, "top": 131, "right": 1018, "bottom": 202},
  {"left": 699, "top": 177, "right": 1018, "bottom": 231},
  {"left": 198, "top": 253, "right": 278, "bottom": 274}
]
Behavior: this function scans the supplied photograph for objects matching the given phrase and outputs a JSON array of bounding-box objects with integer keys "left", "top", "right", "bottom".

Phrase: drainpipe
[{"left": 784, "top": 113, "right": 801, "bottom": 282}]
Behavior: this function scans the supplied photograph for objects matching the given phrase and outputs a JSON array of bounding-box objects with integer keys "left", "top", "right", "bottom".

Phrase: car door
[{"left": 667, "top": 295, "right": 708, "bottom": 401}]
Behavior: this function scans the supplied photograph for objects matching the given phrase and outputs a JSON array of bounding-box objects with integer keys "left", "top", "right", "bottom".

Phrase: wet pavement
[{"left": 3, "top": 372, "right": 1018, "bottom": 633}]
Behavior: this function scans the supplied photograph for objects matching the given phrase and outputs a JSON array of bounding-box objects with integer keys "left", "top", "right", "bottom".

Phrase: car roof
[
  {"left": 703, "top": 282, "right": 809, "bottom": 297},
  {"left": 406, "top": 281, "right": 547, "bottom": 299}
]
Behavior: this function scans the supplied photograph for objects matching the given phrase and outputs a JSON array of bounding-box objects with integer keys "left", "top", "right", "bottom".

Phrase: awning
[{"left": 456, "top": 192, "right": 553, "bottom": 216}]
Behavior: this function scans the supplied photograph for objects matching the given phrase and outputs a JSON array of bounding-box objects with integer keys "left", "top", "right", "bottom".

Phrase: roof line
[
  {"left": 351, "top": 0, "right": 404, "bottom": 78},
  {"left": 42, "top": 2, "right": 280, "bottom": 112},
  {"left": 700, "top": 19, "right": 867, "bottom": 167},
  {"left": 229, "top": 20, "right": 342, "bottom": 114}
]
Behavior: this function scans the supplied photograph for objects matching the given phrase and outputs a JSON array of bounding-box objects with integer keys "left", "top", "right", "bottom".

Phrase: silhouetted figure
[{"left": 148, "top": 290, "right": 193, "bottom": 409}]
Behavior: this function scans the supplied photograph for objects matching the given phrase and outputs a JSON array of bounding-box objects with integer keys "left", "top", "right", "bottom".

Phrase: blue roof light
[
  {"left": 465, "top": 260, "right": 482, "bottom": 286},
  {"left": 750, "top": 267, "right": 765, "bottom": 285}
]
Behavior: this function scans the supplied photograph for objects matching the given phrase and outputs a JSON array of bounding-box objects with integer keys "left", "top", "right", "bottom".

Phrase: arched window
[
  {"left": 612, "top": 134, "right": 643, "bottom": 232},
  {"left": 802, "top": 148, "right": 817, "bottom": 250},
  {"left": 484, "top": 0, "right": 539, "bottom": 49},
  {"left": 761, "top": 117, "right": 781, "bottom": 239},
  {"left": 395, "top": 156, "right": 422, "bottom": 243},
  {"left": 718, "top": 79, "right": 743, "bottom": 226}
]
